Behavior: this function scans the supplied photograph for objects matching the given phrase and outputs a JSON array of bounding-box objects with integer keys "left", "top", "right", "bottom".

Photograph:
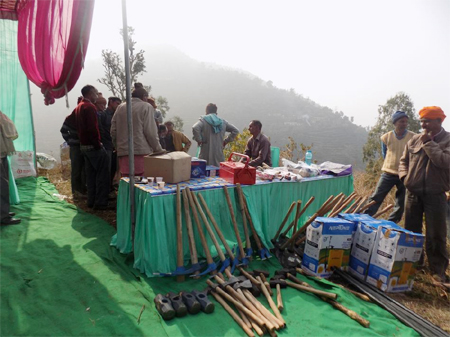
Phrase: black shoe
[
  {"left": 1, "top": 217, "right": 21, "bottom": 226},
  {"left": 9, "top": 212, "right": 15, "bottom": 217}
]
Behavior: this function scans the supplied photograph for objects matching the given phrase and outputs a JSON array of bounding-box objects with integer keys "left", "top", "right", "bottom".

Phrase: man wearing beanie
[
  {"left": 365, "top": 111, "right": 415, "bottom": 222},
  {"left": 399, "top": 106, "right": 450, "bottom": 282}
]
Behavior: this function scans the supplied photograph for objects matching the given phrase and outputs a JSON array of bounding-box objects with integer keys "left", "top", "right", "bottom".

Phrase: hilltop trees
[
  {"left": 98, "top": 27, "right": 176, "bottom": 125},
  {"left": 98, "top": 27, "right": 146, "bottom": 101},
  {"left": 363, "top": 92, "right": 421, "bottom": 174}
]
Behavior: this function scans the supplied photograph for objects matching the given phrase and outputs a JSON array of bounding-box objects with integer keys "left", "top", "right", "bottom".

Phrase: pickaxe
[{"left": 223, "top": 186, "right": 249, "bottom": 266}]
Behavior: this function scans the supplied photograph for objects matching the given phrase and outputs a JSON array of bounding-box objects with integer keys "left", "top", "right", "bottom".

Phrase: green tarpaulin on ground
[{"left": 1, "top": 177, "right": 419, "bottom": 336}]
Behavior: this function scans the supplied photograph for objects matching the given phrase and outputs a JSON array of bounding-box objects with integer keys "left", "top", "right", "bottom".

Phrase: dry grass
[
  {"left": 38, "top": 166, "right": 450, "bottom": 332},
  {"left": 37, "top": 166, "right": 117, "bottom": 228}
]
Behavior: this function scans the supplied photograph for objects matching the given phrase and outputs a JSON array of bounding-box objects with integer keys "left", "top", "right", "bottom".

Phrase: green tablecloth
[{"left": 111, "top": 175, "right": 354, "bottom": 277}]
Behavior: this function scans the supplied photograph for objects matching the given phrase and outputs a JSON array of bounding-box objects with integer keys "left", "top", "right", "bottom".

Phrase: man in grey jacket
[
  {"left": 399, "top": 106, "right": 450, "bottom": 282},
  {"left": 111, "top": 84, "right": 164, "bottom": 176},
  {"left": 192, "top": 103, "right": 239, "bottom": 167}
]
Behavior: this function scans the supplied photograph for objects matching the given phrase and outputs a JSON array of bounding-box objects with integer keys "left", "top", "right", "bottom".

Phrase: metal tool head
[
  {"left": 269, "top": 277, "right": 287, "bottom": 288},
  {"left": 197, "top": 262, "right": 218, "bottom": 276},
  {"left": 233, "top": 279, "right": 253, "bottom": 290},
  {"left": 259, "top": 247, "right": 272, "bottom": 260},
  {"left": 280, "top": 249, "right": 302, "bottom": 268},
  {"left": 275, "top": 268, "right": 297, "bottom": 278}
]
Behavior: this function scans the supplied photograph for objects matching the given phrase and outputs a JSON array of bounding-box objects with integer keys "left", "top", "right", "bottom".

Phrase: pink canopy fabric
[{"left": 16, "top": 0, "right": 95, "bottom": 105}]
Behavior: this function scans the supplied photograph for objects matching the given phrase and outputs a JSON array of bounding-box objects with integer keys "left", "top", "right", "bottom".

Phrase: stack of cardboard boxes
[{"left": 301, "top": 213, "right": 424, "bottom": 292}]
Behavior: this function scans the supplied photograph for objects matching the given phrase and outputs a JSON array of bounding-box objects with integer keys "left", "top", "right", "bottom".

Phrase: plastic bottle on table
[{"left": 305, "top": 150, "right": 313, "bottom": 166}]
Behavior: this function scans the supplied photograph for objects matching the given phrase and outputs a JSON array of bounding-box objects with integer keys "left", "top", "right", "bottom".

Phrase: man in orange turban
[{"left": 399, "top": 106, "right": 450, "bottom": 282}]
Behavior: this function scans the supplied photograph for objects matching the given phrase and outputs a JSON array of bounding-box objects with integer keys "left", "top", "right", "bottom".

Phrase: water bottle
[{"left": 305, "top": 150, "right": 313, "bottom": 166}]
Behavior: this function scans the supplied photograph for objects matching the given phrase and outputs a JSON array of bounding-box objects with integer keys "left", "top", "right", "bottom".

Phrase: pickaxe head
[
  {"left": 218, "top": 258, "right": 231, "bottom": 273},
  {"left": 197, "top": 262, "right": 218, "bottom": 276},
  {"left": 259, "top": 248, "right": 272, "bottom": 260}
]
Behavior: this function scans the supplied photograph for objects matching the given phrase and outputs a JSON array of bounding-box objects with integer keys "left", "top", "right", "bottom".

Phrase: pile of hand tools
[
  {"left": 205, "top": 267, "right": 370, "bottom": 336},
  {"left": 156, "top": 183, "right": 271, "bottom": 279},
  {"left": 270, "top": 192, "right": 393, "bottom": 269}
]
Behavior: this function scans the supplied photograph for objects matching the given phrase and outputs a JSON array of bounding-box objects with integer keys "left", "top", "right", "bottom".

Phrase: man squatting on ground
[
  {"left": 399, "top": 106, "right": 450, "bottom": 282},
  {"left": 365, "top": 111, "right": 415, "bottom": 222}
]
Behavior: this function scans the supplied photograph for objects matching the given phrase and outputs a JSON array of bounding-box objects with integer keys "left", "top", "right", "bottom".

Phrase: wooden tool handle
[
  {"left": 182, "top": 188, "right": 199, "bottom": 278},
  {"left": 211, "top": 292, "right": 255, "bottom": 337},
  {"left": 192, "top": 192, "right": 227, "bottom": 262},
  {"left": 207, "top": 280, "right": 266, "bottom": 328},
  {"left": 322, "top": 297, "right": 370, "bottom": 328},
  {"left": 287, "top": 281, "right": 337, "bottom": 300},
  {"left": 273, "top": 201, "right": 296, "bottom": 240},
  {"left": 198, "top": 193, "right": 235, "bottom": 259},
  {"left": 236, "top": 184, "right": 251, "bottom": 251},
  {"left": 276, "top": 284, "right": 283, "bottom": 311},
  {"left": 176, "top": 185, "right": 185, "bottom": 282},
  {"left": 353, "top": 196, "right": 368, "bottom": 214},
  {"left": 373, "top": 204, "right": 394, "bottom": 218},
  {"left": 281, "top": 200, "right": 301, "bottom": 237},
  {"left": 345, "top": 196, "right": 362, "bottom": 214},
  {"left": 357, "top": 199, "right": 376, "bottom": 214},
  {"left": 243, "top": 197, "right": 263, "bottom": 250},
  {"left": 223, "top": 186, "right": 246, "bottom": 259},
  {"left": 242, "top": 289, "right": 284, "bottom": 329},
  {"left": 257, "top": 276, "right": 285, "bottom": 325},
  {"left": 186, "top": 188, "right": 215, "bottom": 267}
]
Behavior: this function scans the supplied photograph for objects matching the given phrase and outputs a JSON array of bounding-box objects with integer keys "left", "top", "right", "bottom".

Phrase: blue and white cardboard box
[
  {"left": 338, "top": 213, "right": 375, "bottom": 224},
  {"left": 301, "top": 217, "right": 355, "bottom": 278},
  {"left": 191, "top": 158, "right": 207, "bottom": 178},
  {"left": 206, "top": 165, "right": 220, "bottom": 177},
  {"left": 348, "top": 219, "right": 401, "bottom": 280},
  {"left": 366, "top": 226, "right": 424, "bottom": 292}
]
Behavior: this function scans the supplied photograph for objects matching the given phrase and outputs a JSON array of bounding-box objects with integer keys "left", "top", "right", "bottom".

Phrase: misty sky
[{"left": 79, "top": 0, "right": 450, "bottom": 130}]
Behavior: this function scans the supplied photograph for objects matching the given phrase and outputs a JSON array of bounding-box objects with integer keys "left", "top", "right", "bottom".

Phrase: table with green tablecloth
[{"left": 111, "top": 174, "right": 353, "bottom": 277}]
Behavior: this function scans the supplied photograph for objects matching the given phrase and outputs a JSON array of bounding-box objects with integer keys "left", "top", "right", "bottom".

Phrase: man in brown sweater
[{"left": 399, "top": 106, "right": 450, "bottom": 282}]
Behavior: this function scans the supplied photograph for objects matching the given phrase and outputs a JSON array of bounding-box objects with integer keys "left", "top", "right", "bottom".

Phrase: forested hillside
[
  {"left": 33, "top": 45, "right": 368, "bottom": 169},
  {"left": 140, "top": 45, "right": 368, "bottom": 168}
]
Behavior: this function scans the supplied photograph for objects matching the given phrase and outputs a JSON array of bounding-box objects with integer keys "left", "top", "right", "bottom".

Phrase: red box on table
[{"left": 219, "top": 153, "right": 256, "bottom": 185}]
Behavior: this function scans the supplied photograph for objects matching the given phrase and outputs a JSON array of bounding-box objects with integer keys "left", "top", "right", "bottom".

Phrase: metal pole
[{"left": 121, "top": 0, "right": 135, "bottom": 250}]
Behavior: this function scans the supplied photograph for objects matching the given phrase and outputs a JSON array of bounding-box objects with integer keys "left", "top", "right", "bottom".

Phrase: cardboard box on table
[
  {"left": 206, "top": 165, "right": 220, "bottom": 177},
  {"left": 347, "top": 219, "right": 401, "bottom": 281},
  {"left": 366, "top": 226, "right": 424, "bottom": 292},
  {"left": 144, "top": 152, "right": 191, "bottom": 183},
  {"left": 191, "top": 158, "right": 207, "bottom": 178},
  {"left": 301, "top": 217, "right": 355, "bottom": 278}
]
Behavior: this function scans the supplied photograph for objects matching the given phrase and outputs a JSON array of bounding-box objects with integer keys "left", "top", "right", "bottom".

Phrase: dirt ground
[{"left": 39, "top": 167, "right": 450, "bottom": 333}]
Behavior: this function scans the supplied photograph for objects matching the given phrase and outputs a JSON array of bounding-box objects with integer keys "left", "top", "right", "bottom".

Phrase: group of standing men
[
  {"left": 365, "top": 107, "right": 449, "bottom": 282},
  {"left": 62, "top": 83, "right": 273, "bottom": 211},
  {"left": 61, "top": 86, "right": 120, "bottom": 210}
]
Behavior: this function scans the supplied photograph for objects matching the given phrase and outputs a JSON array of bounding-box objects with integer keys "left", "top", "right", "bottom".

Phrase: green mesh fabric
[{"left": 0, "top": 19, "right": 36, "bottom": 204}]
